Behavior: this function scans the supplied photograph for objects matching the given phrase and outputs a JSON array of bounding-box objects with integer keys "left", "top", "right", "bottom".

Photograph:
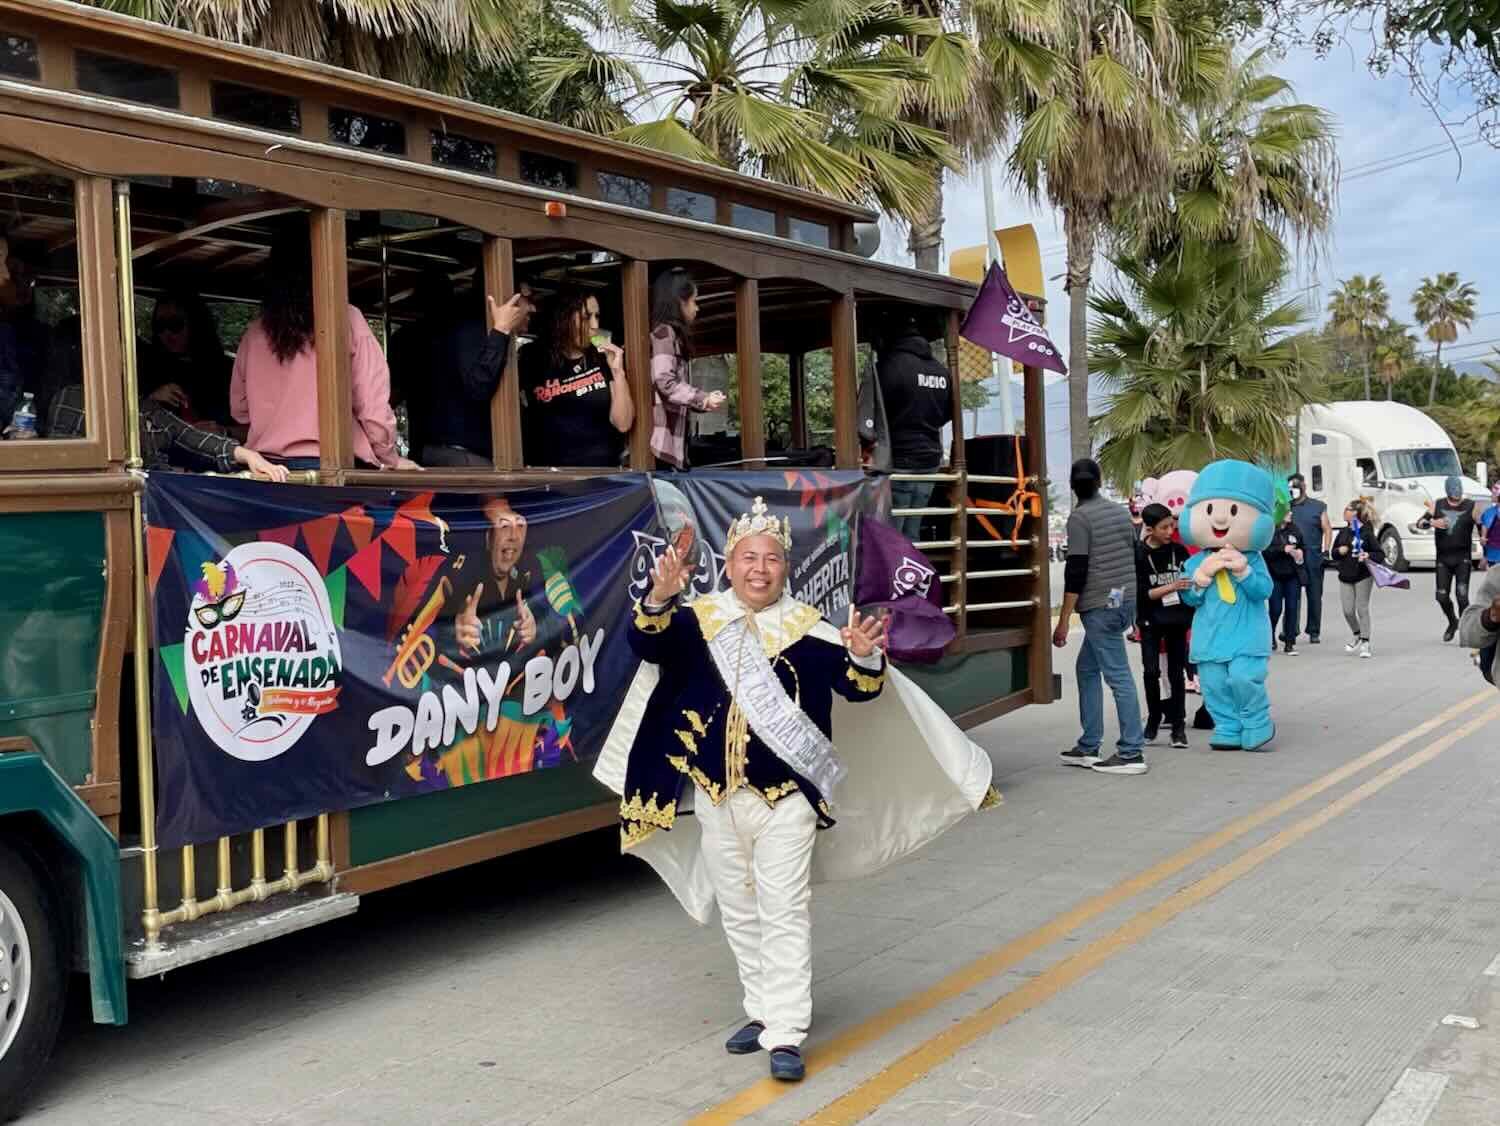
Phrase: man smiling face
[{"left": 1187, "top": 496, "right": 1263, "bottom": 550}]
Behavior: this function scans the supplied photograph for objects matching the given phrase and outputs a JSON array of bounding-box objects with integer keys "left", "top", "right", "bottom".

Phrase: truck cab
[{"left": 1298, "top": 402, "right": 1486, "bottom": 570}]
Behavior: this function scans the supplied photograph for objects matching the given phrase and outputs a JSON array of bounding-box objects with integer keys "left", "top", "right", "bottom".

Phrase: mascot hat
[{"left": 1186, "top": 459, "right": 1276, "bottom": 550}]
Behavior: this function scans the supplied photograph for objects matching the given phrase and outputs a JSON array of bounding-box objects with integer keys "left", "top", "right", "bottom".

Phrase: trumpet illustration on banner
[{"left": 384, "top": 576, "right": 451, "bottom": 689}]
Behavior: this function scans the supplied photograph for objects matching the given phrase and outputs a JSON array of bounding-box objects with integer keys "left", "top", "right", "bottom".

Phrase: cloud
[{"left": 938, "top": 39, "right": 1500, "bottom": 463}]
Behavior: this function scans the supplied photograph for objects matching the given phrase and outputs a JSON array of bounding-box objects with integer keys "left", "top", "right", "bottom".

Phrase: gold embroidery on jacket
[
  {"left": 683, "top": 709, "right": 708, "bottom": 736},
  {"left": 633, "top": 600, "right": 673, "bottom": 633},
  {"left": 667, "top": 754, "right": 724, "bottom": 803},
  {"left": 620, "top": 790, "right": 676, "bottom": 830},
  {"left": 845, "top": 663, "right": 885, "bottom": 694}
]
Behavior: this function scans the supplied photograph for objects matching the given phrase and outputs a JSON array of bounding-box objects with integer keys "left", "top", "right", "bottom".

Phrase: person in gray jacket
[{"left": 1458, "top": 567, "right": 1500, "bottom": 669}]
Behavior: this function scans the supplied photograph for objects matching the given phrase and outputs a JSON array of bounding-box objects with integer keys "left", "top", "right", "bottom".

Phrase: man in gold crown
[{"left": 596, "top": 496, "right": 996, "bottom": 1083}]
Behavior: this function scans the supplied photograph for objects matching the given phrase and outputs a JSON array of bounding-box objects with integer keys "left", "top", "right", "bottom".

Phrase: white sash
[{"left": 704, "top": 614, "right": 847, "bottom": 801}]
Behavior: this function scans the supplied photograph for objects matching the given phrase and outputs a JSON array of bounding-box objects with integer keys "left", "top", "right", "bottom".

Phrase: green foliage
[
  {"left": 93, "top": 0, "right": 530, "bottom": 91},
  {"left": 467, "top": 2, "right": 629, "bottom": 133},
  {"left": 1089, "top": 239, "right": 1325, "bottom": 491},
  {"left": 529, "top": 0, "right": 958, "bottom": 219}
]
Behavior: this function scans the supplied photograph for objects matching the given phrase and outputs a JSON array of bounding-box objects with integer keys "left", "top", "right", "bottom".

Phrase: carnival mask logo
[
  {"left": 185, "top": 542, "right": 342, "bottom": 762},
  {"left": 892, "top": 555, "right": 936, "bottom": 600}
]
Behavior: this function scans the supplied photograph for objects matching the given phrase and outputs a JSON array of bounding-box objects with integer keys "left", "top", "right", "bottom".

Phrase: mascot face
[
  {"left": 1186, "top": 497, "right": 1270, "bottom": 551},
  {"left": 1183, "top": 460, "right": 1276, "bottom": 552}
]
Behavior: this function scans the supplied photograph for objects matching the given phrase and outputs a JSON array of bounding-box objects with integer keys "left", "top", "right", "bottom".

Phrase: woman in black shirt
[
  {"left": 522, "top": 288, "right": 634, "bottom": 467},
  {"left": 1264, "top": 513, "right": 1307, "bottom": 655},
  {"left": 142, "top": 291, "right": 235, "bottom": 429}
]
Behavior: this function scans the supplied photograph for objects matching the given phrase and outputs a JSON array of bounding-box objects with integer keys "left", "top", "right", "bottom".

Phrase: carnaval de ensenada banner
[
  {"left": 648, "top": 470, "right": 887, "bottom": 622},
  {"left": 145, "top": 473, "right": 656, "bottom": 847}
]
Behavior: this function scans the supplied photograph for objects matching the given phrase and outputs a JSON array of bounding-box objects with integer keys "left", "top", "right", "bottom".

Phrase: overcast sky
[{"left": 936, "top": 38, "right": 1500, "bottom": 378}]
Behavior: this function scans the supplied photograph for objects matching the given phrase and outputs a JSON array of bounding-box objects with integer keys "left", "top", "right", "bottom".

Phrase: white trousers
[{"left": 696, "top": 787, "right": 817, "bottom": 1050}]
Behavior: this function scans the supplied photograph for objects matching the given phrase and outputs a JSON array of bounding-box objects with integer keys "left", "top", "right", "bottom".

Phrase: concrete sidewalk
[{"left": 24, "top": 572, "right": 1500, "bottom": 1126}]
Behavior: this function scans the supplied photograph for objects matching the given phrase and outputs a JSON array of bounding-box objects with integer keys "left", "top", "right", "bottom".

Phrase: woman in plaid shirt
[{"left": 649, "top": 269, "right": 726, "bottom": 469}]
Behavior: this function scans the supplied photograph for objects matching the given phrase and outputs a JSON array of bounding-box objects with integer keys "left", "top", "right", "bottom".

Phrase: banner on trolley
[
  {"left": 145, "top": 473, "right": 657, "bottom": 847},
  {"left": 144, "top": 470, "right": 886, "bottom": 847}
]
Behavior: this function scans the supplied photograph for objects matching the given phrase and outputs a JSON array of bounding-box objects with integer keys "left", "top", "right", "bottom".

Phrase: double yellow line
[{"left": 689, "top": 689, "right": 1500, "bottom": 1126}]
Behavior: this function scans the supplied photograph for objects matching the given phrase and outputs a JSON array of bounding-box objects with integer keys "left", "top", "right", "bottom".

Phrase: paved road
[{"left": 24, "top": 574, "right": 1500, "bottom": 1125}]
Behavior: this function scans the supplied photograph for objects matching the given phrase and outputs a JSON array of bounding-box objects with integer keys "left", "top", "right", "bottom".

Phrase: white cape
[{"left": 593, "top": 595, "right": 995, "bottom": 925}]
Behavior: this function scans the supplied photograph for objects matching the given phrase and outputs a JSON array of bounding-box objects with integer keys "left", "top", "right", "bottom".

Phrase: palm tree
[
  {"left": 1005, "top": 0, "right": 1226, "bottom": 462},
  {"left": 1370, "top": 322, "right": 1417, "bottom": 401},
  {"left": 1326, "top": 274, "right": 1390, "bottom": 400},
  {"left": 1139, "top": 48, "right": 1337, "bottom": 276},
  {"left": 1090, "top": 240, "right": 1323, "bottom": 488},
  {"left": 1413, "top": 272, "right": 1480, "bottom": 405},
  {"left": 532, "top": 0, "right": 955, "bottom": 219},
  {"left": 900, "top": 0, "right": 1060, "bottom": 271},
  {"left": 95, "top": 0, "right": 530, "bottom": 91}
]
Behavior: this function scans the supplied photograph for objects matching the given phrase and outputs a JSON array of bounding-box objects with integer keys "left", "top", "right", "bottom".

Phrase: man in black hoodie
[{"left": 875, "top": 317, "right": 953, "bottom": 540}]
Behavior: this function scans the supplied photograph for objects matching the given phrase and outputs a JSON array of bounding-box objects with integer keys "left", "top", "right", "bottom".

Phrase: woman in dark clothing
[
  {"left": 521, "top": 287, "right": 633, "bottom": 467},
  {"left": 1332, "top": 498, "right": 1385, "bottom": 659},
  {"left": 143, "top": 291, "right": 234, "bottom": 429},
  {"left": 1264, "top": 512, "right": 1307, "bottom": 656},
  {"left": 1135, "top": 503, "right": 1192, "bottom": 747}
]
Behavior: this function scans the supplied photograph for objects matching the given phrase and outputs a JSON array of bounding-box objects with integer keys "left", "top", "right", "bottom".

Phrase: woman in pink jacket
[
  {"left": 648, "top": 268, "right": 725, "bottom": 470},
  {"left": 231, "top": 235, "right": 417, "bottom": 471}
]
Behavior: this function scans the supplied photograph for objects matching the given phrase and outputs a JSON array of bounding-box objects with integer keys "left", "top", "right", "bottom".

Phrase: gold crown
[{"left": 725, "top": 496, "right": 792, "bottom": 555}]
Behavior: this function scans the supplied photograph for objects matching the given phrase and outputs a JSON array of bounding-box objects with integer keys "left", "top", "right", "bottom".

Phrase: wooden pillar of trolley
[
  {"left": 309, "top": 208, "right": 352, "bottom": 870},
  {"left": 622, "top": 259, "right": 653, "bottom": 469},
  {"left": 945, "top": 310, "right": 968, "bottom": 639},
  {"left": 736, "top": 278, "right": 765, "bottom": 463},
  {"left": 830, "top": 292, "right": 858, "bottom": 468},
  {"left": 788, "top": 352, "right": 808, "bottom": 449},
  {"left": 483, "top": 237, "right": 523, "bottom": 469},
  {"left": 311, "top": 208, "right": 352, "bottom": 477},
  {"left": 1022, "top": 293, "right": 1054, "bottom": 704}
]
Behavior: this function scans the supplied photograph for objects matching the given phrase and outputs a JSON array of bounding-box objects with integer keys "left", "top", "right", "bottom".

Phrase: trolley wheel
[
  {"left": 0, "top": 839, "right": 67, "bottom": 1120},
  {"left": 1378, "top": 526, "right": 1408, "bottom": 572}
]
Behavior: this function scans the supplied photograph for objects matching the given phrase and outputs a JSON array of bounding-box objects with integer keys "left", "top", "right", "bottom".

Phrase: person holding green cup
[{"left": 521, "top": 287, "right": 634, "bottom": 467}]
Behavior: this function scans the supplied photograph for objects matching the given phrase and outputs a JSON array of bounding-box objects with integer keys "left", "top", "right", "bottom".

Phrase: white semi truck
[{"left": 1298, "top": 401, "right": 1487, "bottom": 570}]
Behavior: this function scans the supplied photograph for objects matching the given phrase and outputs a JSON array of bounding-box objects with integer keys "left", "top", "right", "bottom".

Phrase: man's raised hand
[
  {"left": 648, "top": 546, "right": 688, "bottom": 605},
  {"left": 842, "top": 607, "right": 888, "bottom": 658}
]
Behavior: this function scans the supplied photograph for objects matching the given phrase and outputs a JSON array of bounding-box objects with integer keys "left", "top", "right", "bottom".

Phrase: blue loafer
[
  {"left": 769, "top": 1046, "right": 805, "bottom": 1082},
  {"left": 725, "top": 1021, "right": 765, "bottom": 1054}
]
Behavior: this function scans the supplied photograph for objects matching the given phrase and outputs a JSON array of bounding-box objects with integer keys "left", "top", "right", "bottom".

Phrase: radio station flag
[{"left": 959, "top": 262, "right": 1066, "bottom": 374}]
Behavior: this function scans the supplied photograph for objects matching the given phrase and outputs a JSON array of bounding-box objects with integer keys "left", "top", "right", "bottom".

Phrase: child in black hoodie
[{"left": 1135, "top": 503, "right": 1193, "bottom": 747}]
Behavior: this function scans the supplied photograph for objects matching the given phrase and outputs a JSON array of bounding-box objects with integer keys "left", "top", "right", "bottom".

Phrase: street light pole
[{"left": 980, "top": 159, "right": 1015, "bottom": 434}]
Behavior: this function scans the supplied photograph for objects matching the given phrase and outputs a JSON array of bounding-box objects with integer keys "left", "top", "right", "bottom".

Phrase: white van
[{"left": 1298, "top": 401, "right": 1487, "bottom": 570}]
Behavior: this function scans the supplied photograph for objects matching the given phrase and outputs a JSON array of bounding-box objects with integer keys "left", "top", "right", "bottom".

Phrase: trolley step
[{"left": 125, "top": 890, "right": 359, "bottom": 979}]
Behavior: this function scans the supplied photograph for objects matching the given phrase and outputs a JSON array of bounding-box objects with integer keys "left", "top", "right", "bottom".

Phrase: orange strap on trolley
[{"left": 972, "top": 434, "right": 1042, "bottom": 547}]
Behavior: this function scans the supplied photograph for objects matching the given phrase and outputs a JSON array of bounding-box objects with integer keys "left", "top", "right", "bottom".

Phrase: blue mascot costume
[{"left": 1180, "top": 460, "right": 1276, "bottom": 751}]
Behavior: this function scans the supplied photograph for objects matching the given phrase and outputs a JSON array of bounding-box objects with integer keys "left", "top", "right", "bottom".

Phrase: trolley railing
[{"left": 889, "top": 470, "right": 1046, "bottom": 630}]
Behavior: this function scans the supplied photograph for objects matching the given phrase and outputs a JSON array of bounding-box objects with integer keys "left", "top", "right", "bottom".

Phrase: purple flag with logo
[
  {"left": 855, "top": 517, "right": 955, "bottom": 664},
  {"left": 959, "top": 262, "right": 1067, "bottom": 374}
]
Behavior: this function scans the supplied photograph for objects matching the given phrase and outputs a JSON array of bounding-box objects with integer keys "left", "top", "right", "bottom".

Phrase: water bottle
[{"left": 8, "top": 392, "right": 36, "bottom": 439}]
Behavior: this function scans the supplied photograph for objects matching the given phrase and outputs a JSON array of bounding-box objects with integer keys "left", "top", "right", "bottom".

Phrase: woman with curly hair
[{"left": 1331, "top": 497, "right": 1385, "bottom": 658}]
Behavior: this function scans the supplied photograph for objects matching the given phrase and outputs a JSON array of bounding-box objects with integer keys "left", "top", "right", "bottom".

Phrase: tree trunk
[
  {"left": 1362, "top": 346, "right": 1371, "bottom": 401},
  {"left": 908, "top": 168, "right": 945, "bottom": 274},
  {"left": 1429, "top": 342, "right": 1442, "bottom": 405},
  {"left": 1064, "top": 206, "right": 1096, "bottom": 464}
]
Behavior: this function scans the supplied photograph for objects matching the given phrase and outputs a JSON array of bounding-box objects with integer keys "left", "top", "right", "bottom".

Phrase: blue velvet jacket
[{"left": 619, "top": 593, "right": 885, "bottom": 848}]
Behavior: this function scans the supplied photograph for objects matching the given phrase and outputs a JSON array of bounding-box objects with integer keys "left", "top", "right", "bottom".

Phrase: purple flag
[
  {"left": 959, "top": 262, "right": 1067, "bottom": 374},
  {"left": 855, "top": 517, "right": 955, "bottom": 664}
]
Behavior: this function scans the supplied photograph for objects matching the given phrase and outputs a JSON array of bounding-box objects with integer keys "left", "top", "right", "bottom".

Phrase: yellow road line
[
  {"left": 688, "top": 689, "right": 1494, "bottom": 1125},
  {"left": 803, "top": 700, "right": 1500, "bottom": 1125}
]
